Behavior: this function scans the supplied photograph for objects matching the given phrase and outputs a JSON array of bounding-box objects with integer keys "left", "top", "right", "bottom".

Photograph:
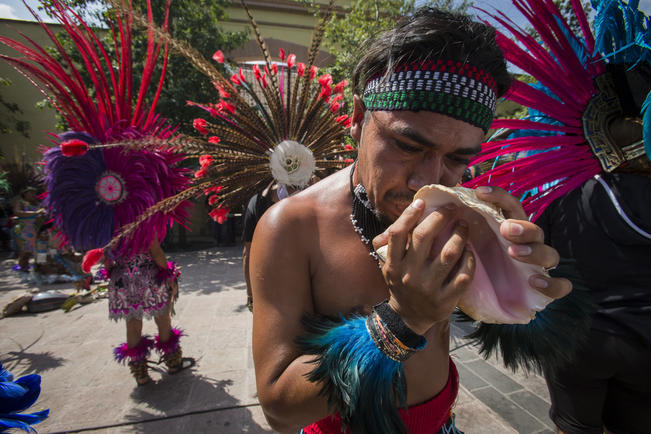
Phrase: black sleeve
[
  {"left": 242, "top": 194, "right": 260, "bottom": 243},
  {"left": 534, "top": 204, "right": 552, "bottom": 246}
]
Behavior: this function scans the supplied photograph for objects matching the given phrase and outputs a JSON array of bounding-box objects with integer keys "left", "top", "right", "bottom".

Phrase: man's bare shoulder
[{"left": 257, "top": 167, "right": 352, "bottom": 234}]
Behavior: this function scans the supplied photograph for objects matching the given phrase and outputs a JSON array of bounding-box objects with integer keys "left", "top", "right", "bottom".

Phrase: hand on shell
[
  {"left": 372, "top": 198, "right": 475, "bottom": 335},
  {"left": 475, "top": 186, "right": 572, "bottom": 302},
  {"left": 373, "top": 185, "right": 572, "bottom": 328}
]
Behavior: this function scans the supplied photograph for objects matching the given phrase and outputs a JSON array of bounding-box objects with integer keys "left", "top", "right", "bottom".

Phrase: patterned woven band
[
  {"left": 366, "top": 301, "right": 426, "bottom": 362},
  {"left": 362, "top": 60, "right": 498, "bottom": 132}
]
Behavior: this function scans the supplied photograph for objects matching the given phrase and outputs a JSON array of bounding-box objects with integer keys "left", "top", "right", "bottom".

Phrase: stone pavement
[{"left": 0, "top": 246, "right": 555, "bottom": 433}]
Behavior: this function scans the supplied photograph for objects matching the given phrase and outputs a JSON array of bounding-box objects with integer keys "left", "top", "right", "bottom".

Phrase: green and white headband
[{"left": 362, "top": 60, "right": 498, "bottom": 132}]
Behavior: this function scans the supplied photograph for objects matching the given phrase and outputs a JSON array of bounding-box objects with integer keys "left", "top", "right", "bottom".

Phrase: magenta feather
[
  {"left": 467, "top": 146, "right": 600, "bottom": 217},
  {"left": 506, "top": 81, "right": 581, "bottom": 125},
  {"left": 486, "top": 11, "right": 594, "bottom": 105},
  {"left": 513, "top": 0, "right": 587, "bottom": 82},
  {"left": 465, "top": 0, "right": 609, "bottom": 220},
  {"left": 569, "top": 0, "right": 595, "bottom": 52},
  {"left": 492, "top": 32, "right": 579, "bottom": 105},
  {"left": 470, "top": 135, "right": 586, "bottom": 166},
  {"left": 113, "top": 336, "right": 154, "bottom": 364},
  {"left": 154, "top": 327, "right": 184, "bottom": 356},
  {"left": 489, "top": 119, "right": 583, "bottom": 134}
]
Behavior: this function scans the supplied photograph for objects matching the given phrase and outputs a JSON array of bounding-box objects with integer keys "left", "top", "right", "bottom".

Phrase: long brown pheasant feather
[{"left": 100, "top": 0, "right": 355, "bottom": 251}]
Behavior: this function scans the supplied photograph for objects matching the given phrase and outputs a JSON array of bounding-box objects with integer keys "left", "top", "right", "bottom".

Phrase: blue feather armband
[{"left": 298, "top": 312, "right": 426, "bottom": 434}]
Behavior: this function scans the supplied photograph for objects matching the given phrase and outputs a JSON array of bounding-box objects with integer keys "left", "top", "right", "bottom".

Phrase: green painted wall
[
  {"left": 224, "top": 0, "right": 349, "bottom": 46},
  {"left": 0, "top": 19, "right": 63, "bottom": 166}
]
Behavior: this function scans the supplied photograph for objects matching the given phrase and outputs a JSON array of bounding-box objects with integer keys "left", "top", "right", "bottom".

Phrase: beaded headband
[{"left": 362, "top": 60, "right": 498, "bottom": 132}]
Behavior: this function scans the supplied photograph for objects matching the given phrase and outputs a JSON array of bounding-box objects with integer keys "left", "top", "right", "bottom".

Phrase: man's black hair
[{"left": 352, "top": 7, "right": 512, "bottom": 98}]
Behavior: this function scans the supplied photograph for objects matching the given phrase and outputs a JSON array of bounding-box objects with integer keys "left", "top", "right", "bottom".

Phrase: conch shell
[{"left": 376, "top": 185, "right": 552, "bottom": 324}]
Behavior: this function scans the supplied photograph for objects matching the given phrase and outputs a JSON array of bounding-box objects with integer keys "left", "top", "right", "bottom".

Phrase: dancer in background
[
  {"left": 109, "top": 237, "right": 188, "bottom": 385},
  {"left": 12, "top": 187, "right": 46, "bottom": 272},
  {"left": 91, "top": 2, "right": 353, "bottom": 317},
  {"left": 0, "top": 0, "right": 194, "bottom": 386}
]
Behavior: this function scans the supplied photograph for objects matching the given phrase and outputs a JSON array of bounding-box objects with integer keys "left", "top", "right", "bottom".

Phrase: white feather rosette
[{"left": 269, "top": 140, "right": 316, "bottom": 187}]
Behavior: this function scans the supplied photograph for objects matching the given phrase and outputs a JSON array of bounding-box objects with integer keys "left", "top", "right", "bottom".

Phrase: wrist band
[
  {"left": 366, "top": 301, "right": 426, "bottom": 361},
  {"left": 156, "top": 261, "right": 181, "bottom": 284}
]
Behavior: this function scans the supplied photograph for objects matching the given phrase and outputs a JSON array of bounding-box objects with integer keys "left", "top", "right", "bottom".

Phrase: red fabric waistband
[{"left": 302, "top": 358, "right": 459, "bottom": 434}]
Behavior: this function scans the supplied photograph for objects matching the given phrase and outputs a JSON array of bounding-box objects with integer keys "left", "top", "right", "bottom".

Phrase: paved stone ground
[{"left": 0, "top": 246, "right": 555, "bottom": 433}]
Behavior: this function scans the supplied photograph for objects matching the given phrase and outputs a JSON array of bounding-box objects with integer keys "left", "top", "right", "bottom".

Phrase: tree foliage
[
  {"left": 325, "top": 1, "right": 469, "bottom": 83},
  {"left": 300, "top": 0, "right": 470, "bottom": 111},
  {"left": 140, "top": 1, "right": 248, "bottom": 134},
  {"left": 554, "top": 0, "right": 593, "bottom": 37}
]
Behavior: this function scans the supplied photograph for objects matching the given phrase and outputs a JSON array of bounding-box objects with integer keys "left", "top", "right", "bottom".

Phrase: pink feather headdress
[
  {"left": 463, "top": 0, "right": 607, "bottom": 220},
  {"left": 0, "top": 0, "right": 191, "bottom": 259}
]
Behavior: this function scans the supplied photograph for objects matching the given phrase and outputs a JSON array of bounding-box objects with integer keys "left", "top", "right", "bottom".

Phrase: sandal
[
  {"left": 128, "top": 360, "right": 152, "bottom": 386},
  {"left": 162, "top": 347, "right": 196, "bottom": 374}
]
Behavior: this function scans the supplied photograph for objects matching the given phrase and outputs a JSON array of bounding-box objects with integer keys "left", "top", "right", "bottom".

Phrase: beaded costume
[{"left": 108, "top": 254, "right": 173, "bottom": 321}]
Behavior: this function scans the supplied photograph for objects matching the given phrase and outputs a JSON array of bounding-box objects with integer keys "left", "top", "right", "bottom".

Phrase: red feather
[
  {"left": 60, "top": 139, "right": 89, "bottom": 157},
  {"left": 82, "top": 248, "right": 104, "bottom": 273}
]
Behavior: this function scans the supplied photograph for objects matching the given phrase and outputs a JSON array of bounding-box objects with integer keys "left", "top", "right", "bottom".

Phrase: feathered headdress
[
  {"left": 100, "top": 0, "right": 352, "bottom": 240},
  {"left": 0, "top": 0, "right": 191, "bottom": 262},
  {"left": 458, "top": 0, "right": 650, "bottom": 372},
  {"left": 463, "top": 0, "right": 650, "bottom": 220}
]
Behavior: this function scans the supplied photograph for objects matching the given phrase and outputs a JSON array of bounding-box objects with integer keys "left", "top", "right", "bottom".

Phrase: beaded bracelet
[{"left": 366, "top": 301, "right": 426, "bottom": 361}]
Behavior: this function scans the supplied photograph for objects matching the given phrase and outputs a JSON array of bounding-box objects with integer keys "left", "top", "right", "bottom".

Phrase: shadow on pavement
[
  {"left": 171, "top": 247, "right": 247, "bottom": 296},
  {"left": 233, "top": 303, "right": 250, "bottom": 314},
  {"left": 122, "top": 374, "right": 271, "bottom": 433},
  {"left": 2, "top": 334, "right": 67, "bottom": 374}
]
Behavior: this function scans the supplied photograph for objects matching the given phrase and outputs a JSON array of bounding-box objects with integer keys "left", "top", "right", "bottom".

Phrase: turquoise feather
[
  {"left": 298, "top": 314, "right": 409, "bottom": 434},
  {"left": 593, "top": 0, "right": 650, "bottom": 65}
]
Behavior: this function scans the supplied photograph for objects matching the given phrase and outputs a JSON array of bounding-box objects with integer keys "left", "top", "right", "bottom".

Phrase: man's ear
[{"left": 350, "top": 95, "right": 366, "bottom": 143}]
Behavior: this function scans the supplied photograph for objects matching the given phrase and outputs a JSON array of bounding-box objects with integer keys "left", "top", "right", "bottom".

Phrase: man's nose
[{"left": 407, "top": 153, "right": 442, "bottom": 191}]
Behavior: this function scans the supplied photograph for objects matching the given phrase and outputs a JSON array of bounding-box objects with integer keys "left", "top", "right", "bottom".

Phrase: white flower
[{"left": 269, "top": 140, "right": 315, "bottom": 187}]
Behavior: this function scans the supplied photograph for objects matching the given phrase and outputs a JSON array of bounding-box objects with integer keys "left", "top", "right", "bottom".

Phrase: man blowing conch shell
[
  {"left": 250, "top": 8, "right": 572, "bottom": 434},
  {"left": 375, "top": 185, "right": 555, "bottom": 325}
]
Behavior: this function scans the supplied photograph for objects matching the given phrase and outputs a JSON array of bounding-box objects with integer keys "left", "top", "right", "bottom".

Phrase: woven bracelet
[
  {"left": 366, "top": 301, "right": 426, "bottom": 361},
  {"left": 156, "top": 261, "right": 181, "bottom": 284}
]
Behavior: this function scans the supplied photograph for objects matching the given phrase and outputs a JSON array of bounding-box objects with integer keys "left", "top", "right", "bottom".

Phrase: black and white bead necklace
[{"left": 349, "top": 162, "right": 387, "bottom": 267}]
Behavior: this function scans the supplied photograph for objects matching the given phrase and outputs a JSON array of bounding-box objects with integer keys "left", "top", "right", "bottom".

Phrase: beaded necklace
[{"left": 349, "top": 162, "right": 388, "bottom": 267}]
